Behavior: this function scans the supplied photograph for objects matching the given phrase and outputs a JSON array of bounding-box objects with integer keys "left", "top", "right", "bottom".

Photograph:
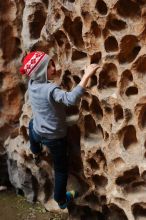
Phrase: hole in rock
[
  {"left": 29, "top": 41, "right": 48, "bottom": 53},
  {"left": 103, "top": 104, "right": 112, "bottom": 114},
  {"left": 138, "top": 104, "right": 146, "bottom": 129},
  {"left": 43, "top": 176, "right": 53, "bottom": 203},
  {"left": 0, "top": 124, "right": 13, "bottom": 141},
  {"left": 54, "top": 30, "right": 68, "bottom": 47},
  {"left": 120, "top": 69, "right": 133, "bottom": 84},
  {"left": 90, "top": 52, "right": 101, "bottom": 64},
  {"left": 66, "top": 106, "right": 79, "bottom": 116},
  {"left": 0, "top": 153, "right": 11, "bottom": 186},
  {"left": 10, "top": 128, "right": 19, "bottom": 139},
  {"left": 102, "top": 28, "right": 109, "bottom": 39},
  {"left": 63, "top": 16, "right": 84, "bottom": 48},
  {"left": 0, "top": 0, "right": 13, "bottom": 13},
  {"left": 95, "top": 149, "right": 106, "bottom": 166},
  {"left": 68, "top": 205, "right": 105, "bottom": 220},
  {"left": 144, "top": 140, "right": 146, "bottom": 149},
  {"left": 124, "top": 108, "right": 132, "bottom": 122},
  {"left": 119, "top": 125, "right": 137, "bottom": 150},
  {"left": 137, "top": 0, "right": 146, "bottom": 5},
  {"left": 67, "top": 124, "right": 83, "bottom": 172},
  {"left": 0, "top": 73, "right": 4, "bottom": 88},
  {"left": 83, "top": 91, "right": 91, "bottom": 99},
  {"left": 81, "top": 11, "right": 91, "bottom": 23},
  {"left": 34, "top": 167, "right": 53, "bottom": 201},
  {"left": 98, "top": 63, "right": 118, "bottom": 89},
  {"left": 61, "top": 70, "right": 73, "bottom": 90},
  {"left": 63, "top": 77, "right": 72, "bottom": 90},
  {"left": 104, "top": 132, "right": 109, "bottom": 140},
  {"left": 133, "top": 55, "right": 146, "bottom": 74},
  {"left": 87, "top": 158, "right": 99, "bottom": 170},
  {"left": 92, "top": 174, "right": 108, "bottom": 187},
  {"left": 84, "top": 191, "right": 100, "bottom": 205},
  {"left": 29, "top": 8, "right": 46, "bottom": 39},
  {"left": 132, "top": 203, "right": 146, "bottom": 220},
  {"left": 116, "top": 0, "right": 141, "bottom": 18},
  {"left": 72, "top": 50, "right": 87, "bottom": 61},
  {"left": 66, "top": 0, "right": 75, "bottom": 2},
  {"left": 119, "top": 70, "right": 133, "bottom": 95},
  {"left": 0, "top": 94, "right": 4, "bottom": 111},
  {"left": 84, "top": 115, "right": 97, "bottom": 136},
  {"left": 118, "top": 35, "right": 141, "bottom": 64},
  {"left": 73, "top": 75, "right": 81, "bottom": 84},
  {"left": 19, "top": 82, "right": 26, "bottom": 95},
  {"left": 0, "top": 93, "right": 22, "bottom": 124},
  {"left": 42, "top": 0, "right": 49, "bottom": 7},
  {"left": 125, "top": 86, "right": 138, "bottom": 96},
  {"left": 142, "top": 170, "right": 146, "bottom": 181},
  {"left": 106, "top": 16, "right": 127, "bottom": 31},
  {"left": 114, "top": 104, "right": 124, "bottom": 122},
  {"left": 95, "top": 0, "right": 108, "bottom": 15},
  {"left": 55, "top": 13, "right": 61, "bottom": 21},
  {"left": 9, "top": 158, "right": 17, "bottom": 167},
  {"left": 1, "top": 25, "right": 21, "bottom": 61},
  {"left": 103, "top": 204, "right": 128, "bottom": 220},
  {"left": 100, "top": 195, "right": 107, "bottom": 205},
  {"left": 91, "top": 21, "right": 101, "bottom": 38},
  {"left": 6, "top": 86, "right": 23, "bottom": 114},
  {"left": 14, "top": 49, "right": 22, "bottom": 60},
  {"left": 88, "top": 75, "right": 97, "bottom": 87},
  {"left": 25, "top": 168, "right": 39, "bottom": 202},
  {"left": 96, "top": 124, "right": 104, "bottom": 139},
  {"left": 80, "top": 70, "right": 85, "bottom": 77},
  {"left": 132, "top": 180, "right": 145, "bottom": 186},
  {"left": 104, "top": 36, "right": 118, "bottom": 52},
  {"left": 81, "top": 99, "right": 89, "bottom": 111},
  {"left": 20, "top": 126, "right": 29, "bottom": 141},
  {"left": 116, "top": 166, "right": 139, "bottom": 186},
  {"left": 90, "top": 95, "right": 103, "bottom": 119}
]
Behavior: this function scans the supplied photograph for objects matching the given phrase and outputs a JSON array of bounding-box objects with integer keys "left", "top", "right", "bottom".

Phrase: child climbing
[{"left": 20, "top": 51, "right": 99, "bottom": 209}]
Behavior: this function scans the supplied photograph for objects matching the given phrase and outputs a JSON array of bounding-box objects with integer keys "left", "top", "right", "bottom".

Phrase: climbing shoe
[
  {"left": 59, "top": 190, "right": 78, "bottom": 209},
  {"left": 66, "top": 190, "right": 78, "bottom": 202}
]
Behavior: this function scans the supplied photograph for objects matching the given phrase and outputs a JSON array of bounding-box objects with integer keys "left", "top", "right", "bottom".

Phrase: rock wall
[
  {"left": 2, "top": 0, "right": 146, "bottom": 219},
  {"left": 0, "top": 0, "right": 26, "bottom": 187}
]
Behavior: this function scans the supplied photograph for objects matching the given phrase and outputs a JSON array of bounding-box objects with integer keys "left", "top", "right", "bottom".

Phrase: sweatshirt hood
[{"left": 20, "top": 51, "right": 51, "bottom": 83}]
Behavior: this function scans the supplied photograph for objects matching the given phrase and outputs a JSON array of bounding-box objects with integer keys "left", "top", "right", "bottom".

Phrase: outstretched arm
[
  {"left": 51, "top": 64, "right": 100, "bottom": 106},
  {"left": 79, "top": 64, "right": 100, "bottom": 88}
]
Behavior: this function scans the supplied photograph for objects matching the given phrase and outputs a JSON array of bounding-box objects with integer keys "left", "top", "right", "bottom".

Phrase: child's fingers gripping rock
[{"left": 84, "top": 64, "right": 100, "bottom": 78}]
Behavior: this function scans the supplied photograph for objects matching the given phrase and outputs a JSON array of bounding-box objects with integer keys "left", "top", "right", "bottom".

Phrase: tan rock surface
[{"left": 1, "top": 0, "right": 146, "bottom": 219}]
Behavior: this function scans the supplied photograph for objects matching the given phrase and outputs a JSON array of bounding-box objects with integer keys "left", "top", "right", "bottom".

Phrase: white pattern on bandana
[{"left": 24, "top": 52, "right": 45, "bottom": 76}]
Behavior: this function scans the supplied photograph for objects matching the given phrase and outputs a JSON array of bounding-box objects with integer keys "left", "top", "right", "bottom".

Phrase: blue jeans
[{"left": 28, "top": 119, "right": 68, "bottom": 203}]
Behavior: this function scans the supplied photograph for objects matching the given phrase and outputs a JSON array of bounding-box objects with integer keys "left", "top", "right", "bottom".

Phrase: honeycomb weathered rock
[{"left": 1, "top": 0, "right": 146, "bottom": 219}]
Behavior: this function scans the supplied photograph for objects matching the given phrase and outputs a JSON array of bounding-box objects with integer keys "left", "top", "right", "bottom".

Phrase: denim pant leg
[
  {"left": 43, "top": 137, "right": 68, "bottom": 203},
  {"left": 28, "top": 119, "right": 42, "bottom": 154}
]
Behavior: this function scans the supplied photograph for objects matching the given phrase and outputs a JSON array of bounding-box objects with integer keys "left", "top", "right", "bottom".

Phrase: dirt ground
[{"left": 0, "top": 190, "right": 68, "bottom": 220}]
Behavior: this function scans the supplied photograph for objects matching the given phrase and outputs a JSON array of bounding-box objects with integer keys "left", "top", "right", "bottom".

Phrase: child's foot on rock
[
  {"left": 59, "top": 190, "right": 78, "bottom": 209},
  {"left": 66, "top": 190, "right": 78, "bottom": 202}
]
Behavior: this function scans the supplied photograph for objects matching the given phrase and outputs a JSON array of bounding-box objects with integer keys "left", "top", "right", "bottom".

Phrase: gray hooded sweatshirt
[{"left": 28, "top": 54, "right": 85, "bottom": 139}]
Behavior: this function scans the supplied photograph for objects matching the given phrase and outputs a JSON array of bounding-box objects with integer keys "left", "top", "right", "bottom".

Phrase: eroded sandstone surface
[{"left": 1, "top": 0, "right": 146, "bottom": 219}]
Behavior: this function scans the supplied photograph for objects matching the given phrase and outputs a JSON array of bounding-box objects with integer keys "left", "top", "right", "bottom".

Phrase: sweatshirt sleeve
[{"left": 51, "top": 85, "right": 85, "bottom": 106}]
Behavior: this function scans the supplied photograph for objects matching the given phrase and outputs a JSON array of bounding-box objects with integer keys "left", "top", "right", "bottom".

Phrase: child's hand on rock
[{"left": 84, "top": 64, "right": 100, "bottom": 78}]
